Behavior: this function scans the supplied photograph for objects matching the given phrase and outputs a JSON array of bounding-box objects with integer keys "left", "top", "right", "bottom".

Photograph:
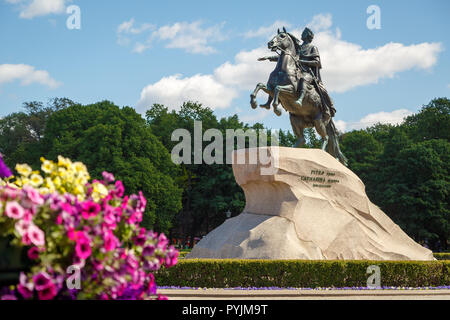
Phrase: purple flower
[
  {"left": 143, "top": 245, "right": 155, "bottom": 257},
  {"left": 0, "top": 154, "right": 12, "bottom": 179}
]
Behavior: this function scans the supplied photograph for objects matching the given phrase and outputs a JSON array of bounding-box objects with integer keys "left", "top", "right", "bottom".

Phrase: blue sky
[{"left": 0, "top": 0, "right": 449, "bottom": 132}]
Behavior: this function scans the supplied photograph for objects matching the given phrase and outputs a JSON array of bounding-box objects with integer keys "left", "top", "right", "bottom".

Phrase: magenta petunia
[
  {"left": 115, "top": 181, "right": 125, "bottom": 198},
  {"left": 37, "top": 282, "right": 57, "bottom": 300},
  {"left": 28, "top": 246, "right": 41, "bottom": 260},
  {"left": 103, "top": 231, "right": 118, "bottom": 252},
  {"left": 5, "top": 201, "right": 25, "bottom": 220},
  {"left": 75, "top": 234, "right": 92, "bottom": 260},
  {"left": 33, "top": 272, "right": 52, "bottom": 291},
  {"left": 81, "top": 201, "right": 101, "bottom": 219}
]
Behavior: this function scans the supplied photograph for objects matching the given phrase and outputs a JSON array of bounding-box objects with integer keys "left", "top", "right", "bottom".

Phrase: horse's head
[{"left": 268, "top": 27, "right": 295, "bottom": 54}]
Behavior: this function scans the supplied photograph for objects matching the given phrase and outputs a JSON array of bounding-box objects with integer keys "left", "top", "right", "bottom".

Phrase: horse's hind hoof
[
  {"left": 274, "top": 108, "right": 282, "bottom": 117},
  {"left": 260, "top": 103, "right": 270, "bottom": 110}
]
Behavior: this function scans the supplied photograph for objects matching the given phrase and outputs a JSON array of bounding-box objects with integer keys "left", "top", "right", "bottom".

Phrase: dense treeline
[{"left": 0, "top": 97, "right": 448, "bottom": 251}]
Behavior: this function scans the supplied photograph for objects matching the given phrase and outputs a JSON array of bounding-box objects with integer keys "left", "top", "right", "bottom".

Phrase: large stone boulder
[{"left": 187, "top": 147, "right": 434, "bottom": 260}]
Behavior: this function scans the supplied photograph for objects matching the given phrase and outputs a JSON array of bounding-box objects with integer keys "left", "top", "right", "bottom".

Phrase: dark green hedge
[
  {"left": 434, "top": 253, "right": 450, "bottom": 260},
  {"left": 156, "top": 259, "right": 450, "bottom": 288}
]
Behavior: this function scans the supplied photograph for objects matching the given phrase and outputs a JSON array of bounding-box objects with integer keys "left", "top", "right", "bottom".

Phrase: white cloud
[
  {"left": 307, "top": 13, "right": 333, "bottom": 32},
  {"left": 117, "top": 18, "right": 153, "bottom": 35},
  {"left": 214, "top": 47, "right": 274, "bottom": 90},
  {"left": 244, "top": 20, "right": 292, "bottom": 39},
  {"left": 0, "top": 64, "right": 61, "bottom": 89},
  {"left": 117, "top": 19, "right": 226, "bottom": 55},
  {"left": 240, "top": 108, "right": 271, "bottom": 123},
  {"left": 117, "top": 18, "right": 155, "bottom": 48},
  {"left": 6, "top": 0, "right": 68, "bottom": 19},
  {"left": 151, "top": 21, "right": 227, "bottom": 55},
  {"left": 137, "top": 74, "right": 237, "bottom": 112},
  {"left": 337, "top": 109, "right": 414, "bottom": 132},
  {"left": 334, "top": 119, "right": 347, "bottom": 133}
]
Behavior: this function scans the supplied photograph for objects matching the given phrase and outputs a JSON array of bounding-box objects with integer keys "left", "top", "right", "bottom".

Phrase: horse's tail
[{"left": 326, "top": 119, "right": 348, "bottom": 166}]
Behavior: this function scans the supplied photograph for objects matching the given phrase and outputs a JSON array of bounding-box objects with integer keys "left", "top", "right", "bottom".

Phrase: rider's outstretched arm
[{"left": 258, "top": 56, "right": 278, "bottom": 62}]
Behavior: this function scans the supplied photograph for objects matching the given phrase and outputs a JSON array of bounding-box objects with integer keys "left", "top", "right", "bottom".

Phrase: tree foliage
[{"left": 341, "top": 98, "right": 449, "bottom": 250}]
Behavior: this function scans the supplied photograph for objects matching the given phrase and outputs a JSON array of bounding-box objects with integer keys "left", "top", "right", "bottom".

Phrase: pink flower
[
  {"left": 115, "top": 181, "right": 125, "bottom": 197},
  {"left": 75, "top": 233, "right": 92, "bottom": 260},
  {"left": 18, "top": 273, "right": 34, "bottom": 299},
  {"left": 102, "top": 171, "right": 115, "bottom": 183},
  {"left": 23, "top": 185, "right": 44, "bottom": 205},
  {"left": 157, "top": 233, "right": 169, "bottom": 249},
  {"left": 5, "top": 201, "right": 25, "bottom": 219},
  {"left": 33, "top": 272, "right": 52, "bottom": 291},
  {"left": 103, "top": 231, "right": 118, "bottom": 252},
  {"left": 27, "top": 225, "right": 45, "bottom": 247},
  {"left": 15, "top": 220, "right": 31, "bottom": 236},
  {"left": 81, "top": 201, "right": 101, "bottom": 219},
  {"left": 27, "top": 247, "right": 41, "bottom": 260},
  {"left": 37, "top": 282, "right": 57, "bottom": 300}
]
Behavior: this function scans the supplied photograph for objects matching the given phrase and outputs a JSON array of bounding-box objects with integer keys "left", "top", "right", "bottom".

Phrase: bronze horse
[{"left": 250, "top": 28, "right": 347, "bottom": 166}]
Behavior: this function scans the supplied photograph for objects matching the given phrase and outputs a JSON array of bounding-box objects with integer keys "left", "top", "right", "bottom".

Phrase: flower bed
[{"left": 0, "top": 156, "right": 178, "bottom": 300}]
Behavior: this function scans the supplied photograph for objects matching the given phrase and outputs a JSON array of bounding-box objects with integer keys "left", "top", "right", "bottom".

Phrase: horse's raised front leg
[
  {"left": 273, "top": 84, "right": 294, "bottom": 116},
  {"left": 250, "top": 83, "right": 266, "bottom": 109}
]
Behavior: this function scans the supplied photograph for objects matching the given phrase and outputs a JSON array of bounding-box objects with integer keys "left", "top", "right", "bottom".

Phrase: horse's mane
[{"left": 287, "top": 33, "right": 301, "bottom": 54}]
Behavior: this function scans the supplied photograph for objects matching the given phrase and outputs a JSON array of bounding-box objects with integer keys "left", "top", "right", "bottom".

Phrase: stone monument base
[{"left": 187, "top": 147, "right": 434, "bottom": 260}]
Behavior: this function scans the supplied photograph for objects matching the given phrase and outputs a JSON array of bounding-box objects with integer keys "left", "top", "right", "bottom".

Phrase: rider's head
[{"left": 302, "top": 27, "right": 314, "bottom": 42}]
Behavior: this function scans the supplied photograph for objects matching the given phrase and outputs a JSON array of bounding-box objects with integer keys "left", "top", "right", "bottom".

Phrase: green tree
[
  {"left": 341, "top": 130, "right": 383, "bottom": 188},
  {"left": 0, "top": 98, "right": 74, "bottom": 168},
  {"left": 41, "top": 100, "right": 182, "bottom": 234},
  {"left": 403, "top": 97, "right": 450, "bottom": 142},
  {"left": 146, "top": 102, "right": 248, "bottom": 244},
  {"left": 375, "top": 140, "right": 449, "bottom": 250}
]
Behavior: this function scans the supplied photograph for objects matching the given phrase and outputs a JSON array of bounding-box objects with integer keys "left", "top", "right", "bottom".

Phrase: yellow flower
[
  {"left": 16, "top": 164, "right": 32, "bottom": 177},
  {"left": 92, "top": 182, "right": 108, "bottom": 202},
  {"left": 41, "top": 158, "right": 55, "bottom": 174},
  {"left": 73, "top": 162, "right": 88, "bottom": 175},
  {"left": 73, "top": 184, "right": 85, "bottom": 195},
  {"left": 29, "top": 174, "right": 44, "bottom": 188},
  {"left": 53, "top": 176, "right": 62, "bottom": 188},
  {"left": 58, "top": 155, "right": 72, "bottom": 168},
  {"left": 39, "top": 187, "right": 50, "bottom": 195}
]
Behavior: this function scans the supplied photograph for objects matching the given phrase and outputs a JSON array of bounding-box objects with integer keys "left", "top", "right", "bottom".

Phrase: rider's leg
[{"left": 296, "top": 78, "right": 305, "bottom": 106}]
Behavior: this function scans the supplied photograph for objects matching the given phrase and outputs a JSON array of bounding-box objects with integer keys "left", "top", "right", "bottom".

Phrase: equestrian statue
[{"left": 250, "top": 27, "right": 348, "bottom": 166}]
